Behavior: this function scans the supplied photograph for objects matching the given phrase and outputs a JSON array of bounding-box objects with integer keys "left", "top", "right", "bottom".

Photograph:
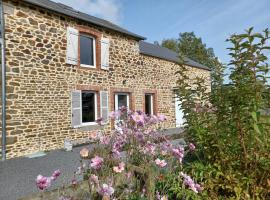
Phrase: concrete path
[
  {"left": 0, "top": 128, "right": 184, "bottom": 200},
  {"left": 0, "top": 146, "right": 85, "bottom": 200}
]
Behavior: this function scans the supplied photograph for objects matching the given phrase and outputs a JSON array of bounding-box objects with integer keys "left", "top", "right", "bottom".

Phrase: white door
[{"left": 175, "top": 95, "right": 184, "bottom": 127}]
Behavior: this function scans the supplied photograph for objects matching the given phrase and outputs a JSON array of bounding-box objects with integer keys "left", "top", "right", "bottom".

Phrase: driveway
[
  {"left": 0, "top": 127, "right": 183, "bottom": 200},
  {"left": 0, "top": 145, "right": 86, "bottom": 200}
]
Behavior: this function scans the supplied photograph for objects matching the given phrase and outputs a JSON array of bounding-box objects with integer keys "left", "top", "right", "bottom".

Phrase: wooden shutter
[
  {"left": 101, "top": 38, "right": 110, "bottom": 70},
  {"left": 100, "top": 91, "right": 109, "bottom": 122},
  {"left": 71, "top": 91, "right": 81, "bottom": 128},
  {"left": 66, "top": 27, "right": 79, "bottom": 65}
]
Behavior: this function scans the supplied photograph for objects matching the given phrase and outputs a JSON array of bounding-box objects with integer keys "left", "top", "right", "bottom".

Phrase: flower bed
[{"left": 33, "top": 108, "right": 202, "bottom": 200}]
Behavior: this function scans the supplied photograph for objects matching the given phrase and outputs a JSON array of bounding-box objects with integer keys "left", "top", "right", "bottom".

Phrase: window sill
[
  {"left": 78, "top": 123, "right": 102, "bottom": 131},
  {"left": 80, "top": 64, "right": 96, "bottom": 69},
  {"left": 81, "top": 122, "right": 98, "bottom": 126}
]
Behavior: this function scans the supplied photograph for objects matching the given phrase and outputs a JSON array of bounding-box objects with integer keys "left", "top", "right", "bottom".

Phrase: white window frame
[
  {"left": 114, "top": 93, "right": 130, "bottom": 111},
  {"left": 79, "top": 34, "right": 96, "bottom": 69},
  {"left": 80, "top": 91, "right": 98, "bottom": 126},
  {"left": 145, "top": 94, "right": 154, "bottom": 115}
]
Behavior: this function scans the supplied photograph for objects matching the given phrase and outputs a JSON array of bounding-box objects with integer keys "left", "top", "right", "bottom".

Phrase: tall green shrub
[{"left": 176, "top": 28, "right": 270, "bottom": 199}]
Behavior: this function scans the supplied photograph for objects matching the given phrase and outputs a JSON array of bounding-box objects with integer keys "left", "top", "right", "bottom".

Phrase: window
[
  {"left": 80, "top": 34, "right": 96, "bottom": 68},
  {"left": 115, "top": 93, "right": 129, "bottom": 110},
  {"left": 145, "top": 94, "right": 154, "bottom": 115},
  {"left": 81, "top": 91, "right": 97, "bottom": 125}
]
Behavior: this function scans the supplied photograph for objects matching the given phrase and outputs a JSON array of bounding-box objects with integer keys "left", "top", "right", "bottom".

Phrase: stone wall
[{"left": 0, "top": 0, "right": 211, "bottom": 158}]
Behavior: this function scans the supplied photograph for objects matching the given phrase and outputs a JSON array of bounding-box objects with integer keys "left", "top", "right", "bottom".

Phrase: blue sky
[{"left": 52, "top": 0, "right": 270, "bottom": 64}]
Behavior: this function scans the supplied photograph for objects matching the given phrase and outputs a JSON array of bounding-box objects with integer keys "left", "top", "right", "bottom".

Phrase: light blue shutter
[
  {"left": 66, "top": 27, "right": 79, "bottom": 65},
  {"left": 101, "top": 38, "right": 110, "bottom": 70},
  {"left": 71, "top": 91, "right": 81, "bottom": 128},
  {"left": 100, "top": 91, "right": 109, "bottom": 122}
]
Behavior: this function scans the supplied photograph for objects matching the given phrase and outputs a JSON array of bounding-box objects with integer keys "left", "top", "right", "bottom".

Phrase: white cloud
[{"left": 52, "top": 0, "right": 122, "bottom": 24}]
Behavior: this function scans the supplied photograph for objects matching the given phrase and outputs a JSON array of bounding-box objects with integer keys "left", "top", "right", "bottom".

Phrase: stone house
[{"left": 0, "top": 0, "right": 211, "bottom": 159}]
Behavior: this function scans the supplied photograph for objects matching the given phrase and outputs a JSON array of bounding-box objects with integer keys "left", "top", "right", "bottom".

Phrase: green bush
[{"left": 175, "top": 28, "right": 270, "bottom": 199}]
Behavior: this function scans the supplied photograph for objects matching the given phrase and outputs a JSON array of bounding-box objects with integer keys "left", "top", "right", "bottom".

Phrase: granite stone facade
[{"left": 0, "top": 0, "right": 211, "bottom": 158}]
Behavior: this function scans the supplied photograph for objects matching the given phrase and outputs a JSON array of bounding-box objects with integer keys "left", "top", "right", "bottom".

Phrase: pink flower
[
  {"left": 36, "top": 175, "right": 51, "bottom": 190},
  {"left": 89, "top": 174, "right": 99, "bottom": 185},
  {"left": 98, "top": 184, "right": 115, "bottom": 197},
  {"left": 143, "top": 142, "right": 156, "bottom": 155},
  {"left": 131, "top": 112, "right": 145, "bottom": 125},
  {"left": 181, "top": 172, "right": 202, "bottom": 193},
  {"left": 172, "top": 146, "right": 185, "bottom": 163},
  {"left": 155, "top": 158, "right": 167, "bottom": 168},
  {"left": 51, "top": 169, "right": 61, "bottom": 181},
  {"left": 148, "top": 115, "right": 159, "bottom": 124},
  {"left": 119, "top": 106, "right": 127, "bottom": 113},
  {"left": 113, "top": 162, "right": 125, "bottom": 173},
  {"left": 195, "top": 183, "right": 203, "bottom": 192},
  {"left": 100, "top": 136, "right": 110, "bottom": 145},
  {"left": 161, "top": 141, "right": 173, "bottom": 155},
  {"left": 157, "top": 114, "right": 166, "bottom": 122},
  {"left": 71, "top": 178, "right": 77, "bottom": 185},
  {"left": 90, "top": 156, "right": 104, "bottom": 170},
  {"left": 188, "top": 143, "right": 196, "bottom": 151},
  {"left": 80, "top": 148, "right": 89, "bottom": 158},
  {"left": 96, "top": 117, "right": 104, "bottom": 126},
  {"left": 112, "top": 148, "right": 120, "bottom": 158},
  {"left": 109, "top": 111, "right": 121, "bottom": 120}
]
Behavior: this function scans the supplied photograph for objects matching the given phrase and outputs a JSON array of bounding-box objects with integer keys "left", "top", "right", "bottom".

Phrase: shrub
[{"left": 176, "top": 28, "right": 270, "bottom": 199}]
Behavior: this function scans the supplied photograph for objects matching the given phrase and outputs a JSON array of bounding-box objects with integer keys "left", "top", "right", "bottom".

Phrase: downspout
[{"left": 1, "top": 0, "right": 6, "bottom": 161}]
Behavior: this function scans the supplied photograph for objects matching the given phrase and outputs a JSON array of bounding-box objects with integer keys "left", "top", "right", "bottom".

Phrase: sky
[{"left": 52, "top": 0, "right": 270, "bottom": 64}]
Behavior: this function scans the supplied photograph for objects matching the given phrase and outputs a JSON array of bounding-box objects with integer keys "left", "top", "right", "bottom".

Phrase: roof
[
  {"left": 139, "top": 41, "right": 210, "bottom": 71},
  {"left": 21, "top": 0, "right": 210, "bottom": 71},
  {"left": 22, "top": 0, "right": 146, "bottom": 40}
]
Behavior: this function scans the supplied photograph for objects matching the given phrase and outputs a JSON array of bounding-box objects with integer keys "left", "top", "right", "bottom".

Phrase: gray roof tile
[
  {"left": 22, "top": 0, "right": 146, "bottom": 40},
  {"left": 139, "top": 41, "right": 210, "bottom": 71}
]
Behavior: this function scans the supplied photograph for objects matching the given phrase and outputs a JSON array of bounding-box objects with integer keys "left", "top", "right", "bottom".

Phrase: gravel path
[{"left": 0, "top": 128, "right": 183, "bottom": 200}]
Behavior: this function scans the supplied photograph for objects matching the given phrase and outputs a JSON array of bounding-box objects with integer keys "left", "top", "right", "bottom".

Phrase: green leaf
[
  {"left": 251, "top": 111, "right": 257, "bottom": 122},
  {"left": 253, "top": 123, "right": 262, "bottom": 135}
]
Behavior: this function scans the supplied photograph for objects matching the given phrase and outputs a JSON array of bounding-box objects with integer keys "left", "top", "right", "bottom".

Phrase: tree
[
  {"left": 161, "top": 32, "right": 221, "bottom": 71},
  {"left": 160, "top": 38, "right": 179, "bottom": 52},
  {"left": 161, "top": 32, "right": 224, "bottom": 92}
]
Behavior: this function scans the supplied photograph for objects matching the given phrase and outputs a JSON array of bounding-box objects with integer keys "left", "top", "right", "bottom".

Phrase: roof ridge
[{"left": 22, "top": 0, "right": 146, "bottom": 40}]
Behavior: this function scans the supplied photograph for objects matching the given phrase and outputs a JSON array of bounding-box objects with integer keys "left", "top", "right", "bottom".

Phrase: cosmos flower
[
  {"left": 180, "top": 172, "right": 202, "bottom": 193},
  {"left": 79, "top": 148, "right": 89, "bottom": 158},
  {"left": 96, "top": 117, "right": 105, "bottom": 126},
  {"left": 113, "top": 162, "right": 125, "bottom": 173},
  {"left": 131, "top": 112, "right": 145, "bottom": 125},
  {"left": 155, "top": 158, "right": 167, "bottom": 168},
  {"left": 89, "top": 174, "right": 99, "bottom": 185},
  {"left": 98, "top": 184, "right": 115, "bottom": 197},
  {"left": 90, "top": 156, "right": 104, "bottom": 170},
  {"left": 172, "top": 146, "right": 185, "bottom": 163},
  {"left": 36, "top": 175, "right": 51, "bottom": 190},
  {"left": 109, "top": 110, "right": 121, "bottom": 120},
  {"left": 188, "top": 143, "right": 196, "bottom": 151},
  {"left": 51, "top": 169, "right": 61, "bottom": 181}
]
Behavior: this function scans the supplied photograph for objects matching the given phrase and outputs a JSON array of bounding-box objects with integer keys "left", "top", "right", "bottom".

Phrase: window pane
[
  {"left": 82, "top": 91, "right": 95, "bottom": 123},
  {"left": 80, "top": 35, "right": 94, "bottom": 66},
  {"left": 117, "top": 94, "right": 128, "bottom": 109},
  {"left": 145, "top": 94, "right": 152, "bottom": 115}
]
